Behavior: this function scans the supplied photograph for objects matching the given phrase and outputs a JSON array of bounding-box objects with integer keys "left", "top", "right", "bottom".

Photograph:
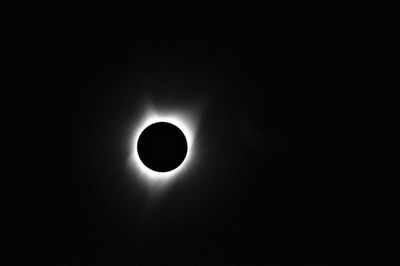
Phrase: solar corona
[{"left": 129, "top": 108, "right": 196, "bottom": 186}]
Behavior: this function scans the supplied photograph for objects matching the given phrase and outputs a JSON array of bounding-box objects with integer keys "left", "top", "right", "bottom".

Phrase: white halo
[{"left": 129, "top": 108, "right": 196, "bottom": 186}]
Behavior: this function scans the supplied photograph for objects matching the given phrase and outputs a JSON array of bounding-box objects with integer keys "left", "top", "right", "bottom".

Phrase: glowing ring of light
[{"left": 129, "top": 111, "right": 195, "bottom": 184}]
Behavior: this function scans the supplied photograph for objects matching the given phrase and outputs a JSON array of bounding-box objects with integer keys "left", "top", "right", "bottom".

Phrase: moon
[{"left": 137, "top": 122, "right": 188, "bottom": 172}]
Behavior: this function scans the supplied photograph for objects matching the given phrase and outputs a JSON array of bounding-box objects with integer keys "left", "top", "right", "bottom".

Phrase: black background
[{"left": 6, "top": 2, "right": 400, "bottom": 265}]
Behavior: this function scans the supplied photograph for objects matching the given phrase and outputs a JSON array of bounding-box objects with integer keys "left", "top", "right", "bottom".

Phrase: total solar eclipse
[{"left": 137, "top": 122, "right": 188, "bottom": 172}]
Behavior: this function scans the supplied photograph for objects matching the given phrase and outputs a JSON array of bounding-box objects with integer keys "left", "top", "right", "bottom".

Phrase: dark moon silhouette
[{"left": 137, "top": 122, "right": 188, "bottom": 172}]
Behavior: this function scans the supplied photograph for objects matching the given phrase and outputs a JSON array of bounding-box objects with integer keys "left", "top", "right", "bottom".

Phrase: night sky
[{"left": 7, "top": 2, "right": 400, "bottom": 265}]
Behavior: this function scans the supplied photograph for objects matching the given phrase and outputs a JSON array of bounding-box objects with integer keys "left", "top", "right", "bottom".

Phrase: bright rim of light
[{"left": 129, "top": 110, "right": 195, "bottom": 184}]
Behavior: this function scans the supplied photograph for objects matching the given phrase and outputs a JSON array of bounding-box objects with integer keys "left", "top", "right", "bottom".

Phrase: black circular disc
[{"left": 137, "top": 122, "right": 188, "bottom": 172}]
